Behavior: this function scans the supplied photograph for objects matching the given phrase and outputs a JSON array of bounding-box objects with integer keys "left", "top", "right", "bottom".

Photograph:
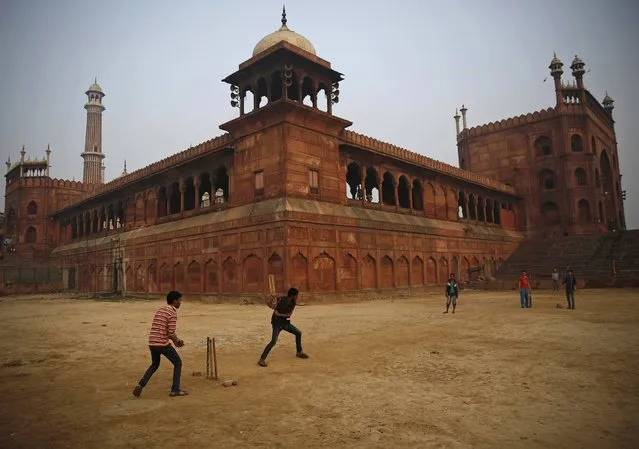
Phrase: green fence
[{"left": 3, "top": 267, "right": 63, "bottom": 284}]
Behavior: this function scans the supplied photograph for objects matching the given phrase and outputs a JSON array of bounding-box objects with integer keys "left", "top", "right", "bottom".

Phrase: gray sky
[{"left": 1, "top": 0, "right": 637, "bottom": 228}]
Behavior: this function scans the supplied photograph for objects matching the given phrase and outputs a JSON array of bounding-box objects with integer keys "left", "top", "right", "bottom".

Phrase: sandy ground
[{"left": 0, "top": 289, "right": 638, "bottom": 449}]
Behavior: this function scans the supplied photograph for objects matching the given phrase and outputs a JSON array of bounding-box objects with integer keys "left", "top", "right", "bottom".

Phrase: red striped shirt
[{"left": 148, "top": 305, "right": 179, "bottom": 346}]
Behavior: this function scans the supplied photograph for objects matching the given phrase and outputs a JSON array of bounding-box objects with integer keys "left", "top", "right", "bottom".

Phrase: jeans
[
  {"left": 566, "top": 291, "right": 575, "bottom": 309},
  {"left": 552, "top": 279, "right": 559, "bottom": 291},
  {"left": 260, "top": 323, "right": 303, "bottom": 360},
  {"left": 520, "top": 289, "right": 530, "bottom": 308},
  {"left": 446, "top": 294, "right": 457, "bottom": 307},
  {"left": 138, "top": 345, "right": 182, "bottom": 392}
]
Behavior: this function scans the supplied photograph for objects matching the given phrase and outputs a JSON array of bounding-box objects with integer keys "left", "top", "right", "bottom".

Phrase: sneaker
[
  {"left": 169, "top": 389, "right": 189, "bottom": 397},
  {"left": 132, "top": 385, "right": 143, "bottom": 398},
  {"left": 258, "top": 359, "right": 267, "bottom": 367},
  {"left": 296, "top": 352, "right": 309, "bottom": 359}
]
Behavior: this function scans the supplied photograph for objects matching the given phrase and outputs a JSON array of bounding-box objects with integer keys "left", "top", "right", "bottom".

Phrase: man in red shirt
[
  {"left": 132, "top": 291, "right": 188, "bottom": 397},
  {"left": 518, "top": 270, "right": 531, "bottom": 308}
]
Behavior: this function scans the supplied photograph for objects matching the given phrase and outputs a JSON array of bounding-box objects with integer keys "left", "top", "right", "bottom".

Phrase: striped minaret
[{"left": 81, "top": 79, "right": 106, "bottom": 184}]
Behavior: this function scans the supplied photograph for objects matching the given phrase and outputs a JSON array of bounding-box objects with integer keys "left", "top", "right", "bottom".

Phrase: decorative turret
[
  {"left": 120, "top": 160, "right": 128, "bottom": 177},
  {"left": 570, "top": 55, "right": 586, "bottom": 90},
  {"left": 222, "top": 7, "right": 344, "bottom": 118},
  {"left": 5, "top": 156, "right": 10, "bottom": 173},
  {"left": 454, "top": 109, "right": 461, "bottom": 137},
  {"left": 549, "top": 53, "right": 565, "bottom": 106},
  {"left": 549, "top": 52, "right": 564, "bottom": 79},
  {"left": 603, "top": 91, "right": 614, "bottom": 116}
]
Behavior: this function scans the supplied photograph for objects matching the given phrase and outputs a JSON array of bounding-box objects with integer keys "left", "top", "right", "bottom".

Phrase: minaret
[
  {"left": 460, "top": 105, "right": 468, "bottom": 130},
  {"left": 454, "top": 109, "right": 461, "bottom": 138},
  {"left": 549, "top": 53, "right": 564, "bottom": 107},
  {"left": 45, "top": 144, "right": 51, "bottom": 177},
  {"left": 81, "top": 79, "right": 106, "bottom": 184}
]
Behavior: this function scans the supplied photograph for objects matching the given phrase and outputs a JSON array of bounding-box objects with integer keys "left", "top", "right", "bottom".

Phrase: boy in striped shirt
[{"left": 133, "top": 291, "right": 188, "bottom": 397}]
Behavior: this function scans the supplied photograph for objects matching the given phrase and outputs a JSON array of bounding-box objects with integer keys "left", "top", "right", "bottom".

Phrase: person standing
[
  {"left": 133, "top": 291, "right": 188, "bottom": 397},
  {"left": 563, "top": 269, "right": 577, "bottom": 309},
  {"left": 518, "top": 270, "right": 531, "bottom": 308},
  {"left": 443, "top": 273, "right": 459, "bottom": 314},
  {"left": 258, "top": 287, "right": 309, "bottom": 367},
  {"left": 552, "top": 268, "right": 560, "bottom": 291}
]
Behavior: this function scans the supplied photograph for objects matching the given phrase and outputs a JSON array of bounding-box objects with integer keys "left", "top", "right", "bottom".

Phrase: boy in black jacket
[
  {"left": 258, "top": 287, "right": 309, "bottom": 367},
  {"left": 444, "top": 273, "right": 459, "bottom": 314}
]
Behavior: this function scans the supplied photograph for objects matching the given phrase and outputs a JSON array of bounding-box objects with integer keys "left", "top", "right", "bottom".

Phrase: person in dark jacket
[
  {"left": 258, "top": 287, "right": 309, "bottom": 367},
  {"left": 444, "top": 273, "right": 459, "bottom": 314},
  {"left": 562, "top": 269, "right": 577, "bottom": 309}
]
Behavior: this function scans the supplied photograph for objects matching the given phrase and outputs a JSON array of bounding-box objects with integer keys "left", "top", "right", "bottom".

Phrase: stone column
[
  {"left": 326, "top": 90, "right": 332, "bottom": 115},
  {"left": 194, "top": 178, "right": 201, "bottom": 212},
  {"left": 394, "top": 181, "right": 399, "bottom": 210},
  {"left": 360, "top": 166, "right": 367, "bottom": 204},
  {"left": 179, "top": 179, "right": 185, "bottom": 213},
  {"left": 408, "top": 185, "right": 413, "bottom": 210}
]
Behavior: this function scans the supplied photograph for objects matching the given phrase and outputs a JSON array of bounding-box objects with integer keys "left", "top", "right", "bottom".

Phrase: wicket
[{"left": 206, "top": 336, "right": 218, "bottom": 380}]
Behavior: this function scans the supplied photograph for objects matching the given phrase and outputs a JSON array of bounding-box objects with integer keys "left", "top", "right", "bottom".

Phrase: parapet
[
  {"left": 341, "top": 130, "right": 516, "bottom": 195},
  {"left": 464, "top": 107, "right": 557, "bottom": 138}
]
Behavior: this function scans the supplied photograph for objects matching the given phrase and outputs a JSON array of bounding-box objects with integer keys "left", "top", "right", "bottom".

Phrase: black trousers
[
  {"left": 566, "top": 291, "right": 575, "bottom": 309},
  {"left": 260, "top": 323, "right": 303, "bottom": 360},
  {"left": 138, "top": 345, "right": 182, "bottom": 392}
]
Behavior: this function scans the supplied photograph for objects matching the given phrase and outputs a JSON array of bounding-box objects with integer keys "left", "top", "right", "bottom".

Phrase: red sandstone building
[
  {"left": 2, "top": 11, "right": 626, "bottom": 296},
  {"left": 457, "top": 54, "right": 626, "bottom": 236}
]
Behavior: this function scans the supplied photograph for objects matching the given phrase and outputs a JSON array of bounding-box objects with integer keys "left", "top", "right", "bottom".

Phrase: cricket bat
[{"left": 268, "top": 274, "right": 276, "bottom": 295}]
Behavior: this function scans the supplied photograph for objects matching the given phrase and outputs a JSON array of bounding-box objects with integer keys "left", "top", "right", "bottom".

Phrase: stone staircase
[{"left": 494, "top": 230, "right": 639, "bottom": 288}]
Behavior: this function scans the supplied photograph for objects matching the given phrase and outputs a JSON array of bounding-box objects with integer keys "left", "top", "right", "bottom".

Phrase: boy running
[{"left": 132, "top": 291, "right": 188, "bottom": 397}]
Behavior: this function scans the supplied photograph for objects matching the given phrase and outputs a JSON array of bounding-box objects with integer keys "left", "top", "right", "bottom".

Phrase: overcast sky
[{"left": 1, "top": 0, "right": 637, "bottom": 228}]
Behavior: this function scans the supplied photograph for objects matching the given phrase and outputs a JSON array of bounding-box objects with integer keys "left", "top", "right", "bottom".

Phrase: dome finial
[
  {"left": 281, "top": 5, "right": 287, "bottom": 27},
  {"left": 94, "top": 76, "right": 97, "bottom": 84}
]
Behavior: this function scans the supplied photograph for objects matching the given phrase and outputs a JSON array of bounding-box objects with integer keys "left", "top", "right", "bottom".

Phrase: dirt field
[{"left": 0, "top": 289, "right": 638, "bottom": 449}]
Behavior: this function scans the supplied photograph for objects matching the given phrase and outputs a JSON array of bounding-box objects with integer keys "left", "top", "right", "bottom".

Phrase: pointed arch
[
  {"left": 311, "top": 252, "right": 336, "bottom": 292},
  {"left": 381, "top": 172, "right": 396, "bottom": 206},
  {"left": 222, "top": 257, "right": 238, "bottom": 293},
  {"left": 292, "top": 252, "right": 309, "bottom": 291},
  {"left": 187, "top": 260, "right": 201, "bottom": 293},
  {"left": 398, "top": 176, "right": 410, "bottom": 208},
  {"left": 135, "top": 264, "right": 146, "bottom": 292},
  {"left": 27, "top": 201, "right": 38, "bottom": 215},
  {"left": 380, "top": 255, "right": 394, "bottom": 288},
  {"left": 173, "top": 262, "right": 185, "bottom": 292},
  {"left": 242, "top": 254, "right": 263, "bottom": 293},
  {"left": 361, "top": 254, "right": 376, "bottom": 289},
  {"left": 204, "top": 259, "right": 219, "bottom": 293},
  {"left": 411, "top": 256, "right": 424, "bottom": 286},
  {"left": 426, "top": 257, "right": 437, "bottom": 284},
  {"left": 396, "top": 255, "right": 409, "bottom": 287},
  {"left": 160, "top": 262, "right": 172, "bottom": 292},
  {"left": 341, "top": 253, "right": 357, "bottom": 291},
  {"left": 412, "top": 179, "right": 423, "bottom": 211},
  {"left": 25, "top": 226, "right": 37, "bottom": 244},
  {"left": 268, "top": 252, "right": 284, "bottom": 294},
  {"left": 438, "top": 257, "right": 449, "bottom": 285},
  {"left": 147, "top": 262, "right": 158, "bottom": 293}
]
